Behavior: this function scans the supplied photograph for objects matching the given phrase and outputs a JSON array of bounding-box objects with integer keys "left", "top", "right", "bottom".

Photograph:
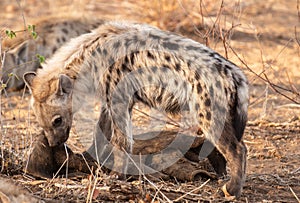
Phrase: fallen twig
[
  {"left": 173, "top": 179, "right": 210, "bottom": 202},
  {"left": 289, "top": 186, "right": 300, "bottom": 203}
]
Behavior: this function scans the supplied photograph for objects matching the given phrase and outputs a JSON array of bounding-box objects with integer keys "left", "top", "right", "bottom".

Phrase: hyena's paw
[{"left": 221, "top": 183, "right": 241, "bottom": 200}]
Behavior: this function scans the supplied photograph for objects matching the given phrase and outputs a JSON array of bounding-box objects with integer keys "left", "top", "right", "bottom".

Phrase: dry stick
[
  {"left": 228, "top": 39, "right": 295, "bottom": 93},
  {"left": 263, "top": 73, "right": 299, "bottom": 104},
  {"left": 124, "top": 149, "right": 172, "bottom": 203},
  {"left": 295, "top": 27, "right": 300, "bottom": 47},
  {"left": 0, "top": 37, "right": 4, "bottom": 173},
  {"left": 207, "top": 0, "right": 224, "bottom": 48},
  {"left": 227, "top": 44, "right": 300, "bottom": 104},
  {"left": 15, "top": 0, "right": 27, "bottom": 33},
  {"left": 285, "top": 70, "right": 300, "bottom": 100},
  {"left": 86, "top": 168, "right": 99, "bottom": 203},
  {"left": 80, "top": 153, "right": 97, "bottom": 176},
  {"left": 298, "top": 0, "right": 300, "bottom": 20},
  {"left": 151, "top": 185, "right": 164, "bottom": 203},
  {"left": 195, "top": 0, "right": 224, "bottom": 46},
  {"left": 289, "top": 186, "right": 300, "bottom": 203},
  {"left": 173, "top": 179, "right": 210, "bottom": 202}
]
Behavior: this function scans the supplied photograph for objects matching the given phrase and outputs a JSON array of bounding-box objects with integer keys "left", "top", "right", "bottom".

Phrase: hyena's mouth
[
  {"left": 63, "top": 126, "right": 71, "bottom": 142},
  {"left": 66, "top": 126, "right": 71, "bottom": 136}
]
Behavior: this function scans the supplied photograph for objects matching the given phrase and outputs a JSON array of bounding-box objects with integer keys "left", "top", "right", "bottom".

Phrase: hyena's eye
[{"left": 52, "top": 115, "right": 63, "bottom": 128}]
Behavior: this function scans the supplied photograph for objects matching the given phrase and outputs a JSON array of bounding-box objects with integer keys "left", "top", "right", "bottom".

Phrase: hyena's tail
[{"left": 232, "top": 68, "right": 249, "bottom": 141}]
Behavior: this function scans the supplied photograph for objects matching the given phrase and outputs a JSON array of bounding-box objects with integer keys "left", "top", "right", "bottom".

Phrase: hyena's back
[{"left": 88, "top": 22, "right": 248, "bottom": 140}]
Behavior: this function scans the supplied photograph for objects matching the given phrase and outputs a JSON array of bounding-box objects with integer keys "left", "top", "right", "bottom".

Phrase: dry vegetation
[{"left": 0, "top": 0, "right": 300, "bottom": 202}]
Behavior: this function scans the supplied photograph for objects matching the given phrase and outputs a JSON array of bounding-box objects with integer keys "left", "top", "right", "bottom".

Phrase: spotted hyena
[
  {"left": 24, "top": 21, "right": 248, "bottom": 198},
  {"left": 2, "top": 17, "right": 104, "bottom": 91}
]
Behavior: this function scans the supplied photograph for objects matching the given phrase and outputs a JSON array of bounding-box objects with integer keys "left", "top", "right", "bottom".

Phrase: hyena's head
[{"left": 23, "top": 72, "right": 73, "bottom": 147}]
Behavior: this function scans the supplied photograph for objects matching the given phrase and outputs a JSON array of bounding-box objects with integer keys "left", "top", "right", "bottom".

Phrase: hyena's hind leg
[{"left": 214, "top": 121, "right": 247, "bottom": 198}]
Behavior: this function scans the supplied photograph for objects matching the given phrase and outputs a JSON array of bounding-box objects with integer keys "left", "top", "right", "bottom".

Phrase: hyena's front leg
[
  {"left": 87, "top": 104, "right": 133, "bottom": 176},
  {"left": 109, "top": 100, "right": 134, "bottom": 178},
  {"left": 87, "top": 107, "right": 114, "bottom": 165}
]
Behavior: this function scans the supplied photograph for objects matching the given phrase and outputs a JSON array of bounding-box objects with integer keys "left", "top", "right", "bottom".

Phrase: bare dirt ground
[{"left": 0, "top": 0, "right": 300, "bottom": 202}]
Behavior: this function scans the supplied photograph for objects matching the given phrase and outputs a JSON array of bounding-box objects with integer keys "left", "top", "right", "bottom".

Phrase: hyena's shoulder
[{"left": 3, "top": 17, "right": 105, "bottom": 91}]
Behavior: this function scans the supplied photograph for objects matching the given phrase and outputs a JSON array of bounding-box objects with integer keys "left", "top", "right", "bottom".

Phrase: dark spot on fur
[
  {"left": 113, "top": 41, "right": 121, "bottom": 49},
  {"left": 165, "top": 55, "right": 171, "bottom": 62},
  {"left": 224, "top": 87, "right": 228, "bottom": 96},
  {"left": 187, "top": 60, "right": 192, "bottom": 67},
  {"left": 124, "top": 55, "right": 129, "bottom": 64},
  {"left": 194, "top": 71, "right": 200, "bottom": 80},
  {"left": 149, "top": 33, "right": 160, "bottom": 40},
  {"left": 103, "top": 49, "right": 108, "bottom": 56},
  {"left": 62, "top": 28, "right": 69, "bottom": 34},
  {"left": 202, "top": 58, "right": 210, "bottom": 63},
  {"left": 93, "top": 64, "right": 98, "bottom": 72},
  {"left": 133, "top": 35, "right": 138, "bottom": 42},
  {"left": 124, "top": 38, "right": 131, "bottom": 47},
  {"left": 108, "top": 64, "right": 114, "bottom": 73},
  {"left": 116, "top": 68, "right": 121, "bottom": 76},
  {"left": 56, "top": 38, "right": 61, "bottom": 43},
  {"left": 225, "top": 64, "right": 232, "bottom": 70},
  {"left": 137, "top": 68, "right": 144, "bottom": 75},
  {"left": 195, "top": 103, "right": 200, "bottom": 110},
  {"left": 162, "top": 66, "right": 169, "bottom": 72},
  {"left": 163, "top": 42, "right": 179, "bottom": 50},
  {"left": 114, "top": 80, "right": 118, "bottom": 86},
  {"left": 182, "top": 81, "right": 187, "bottom": 89},
  {"left": 108, "top": 57, "right": 114, "bottom": 65},
  {"left": 175, "top": 63, "right": 181, "bottom": 71},
  {"left": 121, "top": 64, "right": 130, "bottom": 72},
  {"left": 92, "top": 50, "right": 97, "bottom": 57},
  {"left": 148, "top": 75, "right": 153, "bottom": 82},
  {"left": 156, "top": 88, "right": 165, "bottom": 103},
  {"left": 234, "top": 75, "right": 243, "bottom": 86},
  {"left": 166, "top": 95, "right": 180, "bottom": 113},
  {"left": 215, "top": 62, "right": 223, "bottom": 73},
  {"left": 140, "top": 40, "right": 146, "bottom": 46},
  {"left": 52, "top": 47, "right": 57, "bottom": 53},
  {"left": 209, "top": 86, "right": 214, "bottom": 97},
  {"left": 197, "top": 83, "right": 203, "bottom": 94},
  {"left": 106, "top": 82, "right": 110, "bottom": 95},
  {"left": 199, "top": 113, "right": 204, "bottom": 118},
  {"left": 61, "top": 36, "right": 66, "bottom": 43},
  {"left": 147, "top": 51, "right": 155, "bottom": 59},
  {"left": 215, "top": 57, "right": 222, "bottom": 63},
  {"left": 186, "top": 45, "right": 199, "bottom": 51},
  {"left": 206, "top": 111, "right": 211, "bottom": 120},
  {"left": 130, "top": 53, "right": 135, "bottom": 66},
  {"left": 152, "top": 66, "right": 158, "bottom": 73},
  {"left": 107, "top": 75, "right": 111, "bottom": 82},
  {"left": 174, "top": 80, "right": 178, "bottom": 86},
  {"left": 216, "top": 80, "right": 221, "bottom": 88},
  {"left": 204, "top": 98, "right": 211, "bottom": 107}
]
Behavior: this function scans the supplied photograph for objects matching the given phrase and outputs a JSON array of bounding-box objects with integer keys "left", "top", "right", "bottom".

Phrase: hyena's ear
[
  {"left": 57, "top": 74, "right": 73, "bottom": 96},
  {"left": 23, "top": 72, "right": 36, "bottom": 91}
]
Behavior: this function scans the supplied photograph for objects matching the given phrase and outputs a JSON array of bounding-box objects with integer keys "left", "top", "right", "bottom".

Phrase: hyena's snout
[{"left": 44, "top": 127, "right": 71, "bottom": 147}]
